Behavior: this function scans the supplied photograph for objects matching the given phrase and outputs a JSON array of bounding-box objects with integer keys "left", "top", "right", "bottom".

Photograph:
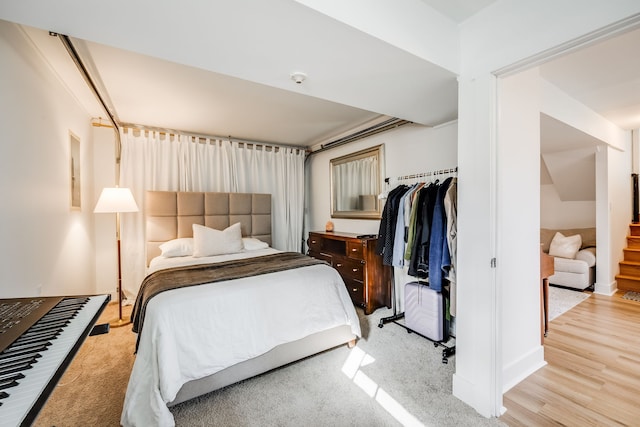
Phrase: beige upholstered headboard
[{"left": 145, "top": 191, "right": 272, "bottom": 265}]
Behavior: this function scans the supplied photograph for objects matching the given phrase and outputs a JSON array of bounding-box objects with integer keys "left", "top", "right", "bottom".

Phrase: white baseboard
[
  {"left": 452, "top": 373, "right": 495, "bottom": 418},
  {"left": 594, "top": 280, "right": 617, "bottom": 296},
  {"left": 502, "top": 344, "right": 546, "bottom": 393}
]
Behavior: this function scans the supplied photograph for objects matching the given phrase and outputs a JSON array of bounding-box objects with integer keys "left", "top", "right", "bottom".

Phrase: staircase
[{"left": 616, "top": 223, "right": 640, "bottom": 292}]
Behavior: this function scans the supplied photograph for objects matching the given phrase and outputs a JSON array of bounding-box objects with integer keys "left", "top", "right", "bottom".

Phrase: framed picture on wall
[{"left": 70, "top": 132, "right": 81, "bottom": 209}]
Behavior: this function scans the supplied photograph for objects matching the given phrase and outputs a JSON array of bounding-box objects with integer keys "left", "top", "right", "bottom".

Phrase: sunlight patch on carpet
[{"left": 343, "top": 347, "right": 425, "bottom": 427}]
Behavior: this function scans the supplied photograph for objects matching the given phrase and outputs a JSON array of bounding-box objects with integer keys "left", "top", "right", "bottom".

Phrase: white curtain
[{"left": 118, "top": 129, "right": 305, "bottom": 299}]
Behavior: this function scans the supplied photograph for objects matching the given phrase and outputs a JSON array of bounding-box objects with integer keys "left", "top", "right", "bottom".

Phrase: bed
[{"left": 121, "top": 191, "right": 361, "bottom": 427}]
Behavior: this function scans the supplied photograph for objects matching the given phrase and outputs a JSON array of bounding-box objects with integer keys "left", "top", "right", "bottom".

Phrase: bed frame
[{"left": 144, "top": 191, "right": 357, "bottom": 406}]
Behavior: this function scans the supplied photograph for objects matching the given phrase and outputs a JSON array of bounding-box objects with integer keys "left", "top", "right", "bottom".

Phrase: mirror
[{"left": 330, "top": 145, "right": 384, "bottom": 219}]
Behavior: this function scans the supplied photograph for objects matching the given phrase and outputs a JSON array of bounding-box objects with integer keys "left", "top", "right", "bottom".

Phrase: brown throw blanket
[{"left": 131, "top": 252, "right": 327, "bottom": 349}]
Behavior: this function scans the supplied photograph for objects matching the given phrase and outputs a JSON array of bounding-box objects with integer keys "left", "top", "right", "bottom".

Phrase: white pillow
[
  {"left": 242, "top": 237, "right": 269, "bottom": 251},
  {"left": 159, "top": 237, "right": 194, "bottom": 257},
  {"left": 549, "top": 232, "right": 582, "bottom": 259},
  {"left": 192, "top": 222, "right": 243, "bottom": 257}
]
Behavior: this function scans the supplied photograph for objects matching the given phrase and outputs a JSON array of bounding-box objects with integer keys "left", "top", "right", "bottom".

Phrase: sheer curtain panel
[{"left": 118, "top": 129, "right": 305, "bottom": 299}]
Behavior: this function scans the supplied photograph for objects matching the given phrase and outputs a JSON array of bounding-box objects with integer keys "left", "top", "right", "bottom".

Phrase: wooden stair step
[
  {"left": 630, "top": 223, "right": 640, "bottom": 236},
  {"left": 623, "top": 248, "right": 640, "bottom": 262},
  {"left": 619, "top": 261, "right": 640, "bottom": 276},
  {"left": 626, "top": 236, "right": 640, "bottom": 248},
  {"left": 616, "top": 274, "right": 640, "bottom": 292}
]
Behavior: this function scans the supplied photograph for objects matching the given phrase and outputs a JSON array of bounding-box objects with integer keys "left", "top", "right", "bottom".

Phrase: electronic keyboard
[{"left": 0, "top": 294, "right": 110, "bottom": 426}]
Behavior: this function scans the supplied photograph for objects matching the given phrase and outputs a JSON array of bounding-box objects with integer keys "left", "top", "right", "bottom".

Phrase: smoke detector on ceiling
[{"left": 290, "top": 72, "right": 307, "bottom": 84}]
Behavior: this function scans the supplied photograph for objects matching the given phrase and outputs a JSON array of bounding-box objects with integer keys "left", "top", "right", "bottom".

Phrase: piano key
[
  {"left": 0, "top": 373, "right": 25, "bottom": 390},
  {"left": 14, "top": 329, "right": 61, "bottom": 343},
  {"left": 0, "top": 294, "right": 109, "bottom": 427},
  {"left": 0, "top": 342, "right": 50, "bottom": 356},
  {"left": 0, "top": 346, "right": 47, "bottom": 362},
  {"left": 0, "top": 361, "right": 33, "bottom": 376},
  {"left": 0, "top": 353, "right": 39, "bottom": 367}
]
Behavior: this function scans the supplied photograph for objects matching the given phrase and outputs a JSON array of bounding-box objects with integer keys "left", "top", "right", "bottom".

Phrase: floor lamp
[{"left": 94, "top": 187, "right": 139, "bottom": 327}]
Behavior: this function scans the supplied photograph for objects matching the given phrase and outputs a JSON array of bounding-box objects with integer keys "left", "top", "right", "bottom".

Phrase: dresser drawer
[
  {"left": 346, "top": 241, "right": 364, "bottom": 260},
  {"left": 333, "top": 257, "right": 364, "bottom": 281},
  {"left": 307, "top": 236, "right": 322, "bottom": 253},
  {"left": 344, "top": 278, "right": 364, "bottom": 306},
  {"left": 307, "top": 231, "right": 390, "bottom": 315},
  {"left": 308, "top": 250, "right": 332, "bottom": 264}
]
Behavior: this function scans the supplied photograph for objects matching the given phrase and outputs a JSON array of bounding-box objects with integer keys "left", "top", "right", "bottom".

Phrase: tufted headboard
[{"left": 145, "top": 191, "right": 272, "bottom": 265}]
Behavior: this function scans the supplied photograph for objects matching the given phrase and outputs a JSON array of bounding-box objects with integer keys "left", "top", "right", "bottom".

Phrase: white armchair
[{"left": 540, "top": 228, "right": 596, "bottom": 290}]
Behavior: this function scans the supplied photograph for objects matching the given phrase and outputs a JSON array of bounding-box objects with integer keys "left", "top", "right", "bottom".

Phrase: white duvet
[{"left": 121, "top": 249, "right": 361, "bottom": 427}]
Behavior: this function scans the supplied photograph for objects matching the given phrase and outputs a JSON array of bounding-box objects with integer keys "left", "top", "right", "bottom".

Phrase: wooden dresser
[{"left": 307, "top": 231, "right": 391, "bottom": 314}]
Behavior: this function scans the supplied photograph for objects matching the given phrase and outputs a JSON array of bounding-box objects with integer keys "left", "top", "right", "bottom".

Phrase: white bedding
[{"left": 121, "top": 249, "right": 361, "bottom": 427}]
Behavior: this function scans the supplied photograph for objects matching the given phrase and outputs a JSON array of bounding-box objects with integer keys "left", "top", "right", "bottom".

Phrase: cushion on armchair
[
  {"left": 548, "top": 232, "right": 582, "bottom": 259},
  {"left": 540, "top": 227, "right": 596, "bottom": 252}
]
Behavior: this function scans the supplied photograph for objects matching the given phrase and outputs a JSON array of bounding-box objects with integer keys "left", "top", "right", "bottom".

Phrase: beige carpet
[{"left": 33, "top": 302, "right": 504, "bottom": 427}]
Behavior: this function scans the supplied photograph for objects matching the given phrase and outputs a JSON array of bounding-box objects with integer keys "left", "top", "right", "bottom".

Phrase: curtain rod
[
  {"left": 53, "top": 33, "right": 123, "bottom": 165},
  {"left": 308, "top": 118, "right": 412, "bottom": 156},
  {"left": 121, "top": 123, "right": 307, "bottom": 152}
]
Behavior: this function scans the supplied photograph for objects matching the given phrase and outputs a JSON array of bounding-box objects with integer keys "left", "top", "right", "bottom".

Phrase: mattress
[{"left": 121, "top": 248, "right": 361, "bottom": 427}]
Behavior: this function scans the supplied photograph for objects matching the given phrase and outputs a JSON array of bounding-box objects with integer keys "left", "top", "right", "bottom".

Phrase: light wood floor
[{"left": 500, "top": 290, "right": 640, "bottom": 426}]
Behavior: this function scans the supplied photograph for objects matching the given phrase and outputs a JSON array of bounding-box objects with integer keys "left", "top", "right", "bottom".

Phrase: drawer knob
[
  {"left": 352, "top": 288, "right": 358, "bottom": 292},
  {"left": 352, "top": 268, "right": 358, "bottom": 272},
  {"left": 351, "top": 248, "right": 357, "bottom": 252},
  {"left": 311, "top": 240, "right": 316, "bottom": 244},
  {"left": 336, "top": 263, "right": 343, "bottom": 267}
]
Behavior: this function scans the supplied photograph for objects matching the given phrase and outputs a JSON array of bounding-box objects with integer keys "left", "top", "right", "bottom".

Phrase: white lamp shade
[{"left": 94, "top": 187, "right": 139, "bottom": 213}]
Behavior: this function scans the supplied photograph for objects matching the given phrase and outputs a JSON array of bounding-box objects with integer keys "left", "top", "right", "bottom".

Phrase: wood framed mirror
[{"left": 330, "top": 144, "right": 384, "bottom": 219}]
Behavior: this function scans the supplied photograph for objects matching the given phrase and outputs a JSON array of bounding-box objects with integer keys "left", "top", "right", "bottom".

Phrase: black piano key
[
  {"left": 0, "top": 353, "right": 38, "bottom": 369},
  {"left": 0, "top": 391, "right": 9, "bottom": 400},
  {"left": 27, "top": 320, "right": 70, "bottom": 332},
  {"left": 0, "top": 361, "right": 33, "bottom": 376},
  {"left": 56, "top": 297, "right": 88, "bottom": 305},
  {"left": 15, "top": 329, "right": 61, "bottom": 343},
  {"left": 0, "top": 354, "right": 41, "bottom": 374},
  {"left": 0, "top": 379, "right": 19, "bottom": 391},
  {"left": 0, "top": 342, "right": 49, "bottom": 356},
  {"left": 0, "top": 372, "right": 25, "bottom": 383},
  {"left": 0, "top": 345, "right": 46, "bottom": 361}
]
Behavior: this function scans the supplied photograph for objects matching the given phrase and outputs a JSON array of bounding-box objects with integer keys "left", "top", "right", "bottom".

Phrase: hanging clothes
[
  {"left": 408, "top": 182, "right": 438, "bottom": 278},
  {"left": 392, "top": 183, "right": 422, "bottom": 267},
  {"left": 427, "top": 177, "right": 453, "bottom": 292},
  {"left": 376, "top": 185, "right": 409, "bottom": 266}
]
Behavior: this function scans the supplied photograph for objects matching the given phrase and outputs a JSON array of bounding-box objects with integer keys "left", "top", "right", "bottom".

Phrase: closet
[{"left": 376, "top": 168, "right": 457, "bottom": 363}]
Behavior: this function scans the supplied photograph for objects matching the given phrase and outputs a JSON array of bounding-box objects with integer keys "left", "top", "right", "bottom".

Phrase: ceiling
[{"left": 1, "top": 1, "right": 638, "bottom": 156}]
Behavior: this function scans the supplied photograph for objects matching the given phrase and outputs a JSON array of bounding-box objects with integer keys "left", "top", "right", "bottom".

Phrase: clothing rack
[
  {"left": 393, "top": 166, "right": 458, "bottom": 183},
  {"left": 377, "top": 168, "right": 458, "bottom": 363}
]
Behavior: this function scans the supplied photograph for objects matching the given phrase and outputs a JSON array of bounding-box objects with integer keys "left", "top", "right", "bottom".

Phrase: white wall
[
  {"left": 305, "top": 121, "right": 457, "bottom": 238},
  {"left": 497, "top": 68, "right": 545, "bottom": 393},
  {"left": 540, "top": 184, "right": 596, "bottom": 229},
  {"left": 0, "top": 21, "right": 97, "bottom": 297}
]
